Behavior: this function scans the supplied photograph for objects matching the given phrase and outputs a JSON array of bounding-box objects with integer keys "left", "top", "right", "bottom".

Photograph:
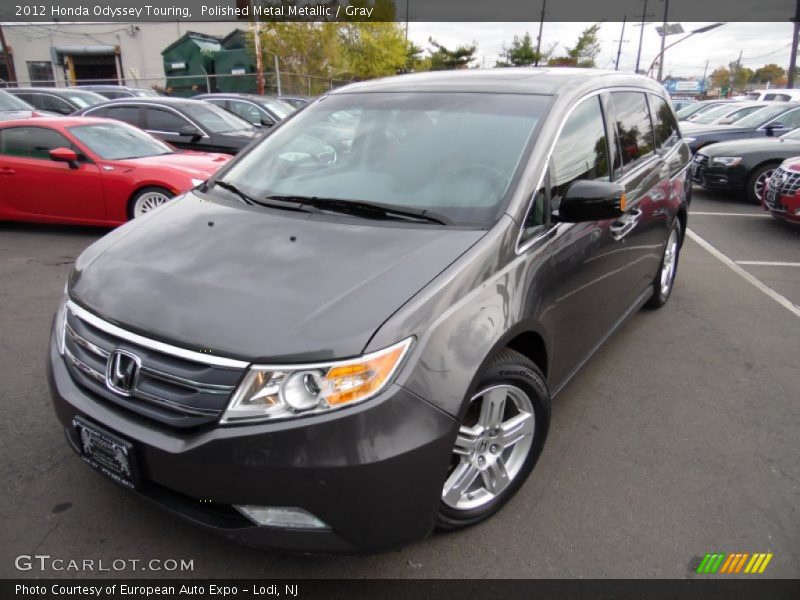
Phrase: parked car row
[{"left": 0, "top": 85, "right": 303, "bottom": 226}]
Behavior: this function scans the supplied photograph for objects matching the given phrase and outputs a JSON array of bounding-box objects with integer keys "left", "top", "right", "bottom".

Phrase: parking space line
[
  {"left": 686, "top": 228, "right": 800, "bottom": 319},
  {"left": 736, "top": 261, "right": 800, "bottom": 267},
  {"left": 689, "top": 212, "right": 770, "bottom": 217}
]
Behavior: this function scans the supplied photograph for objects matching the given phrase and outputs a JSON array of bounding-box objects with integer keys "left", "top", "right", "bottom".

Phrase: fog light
[{"left": 234, "top": 505, "right": 330, "bottom": 529}]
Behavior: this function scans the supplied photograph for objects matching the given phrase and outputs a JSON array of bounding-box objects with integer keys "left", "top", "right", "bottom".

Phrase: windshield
[
  {"left": 0, "top": 89, "right": 33, "bottom": 111},
  {"left": 182, "top": 102, "right": 254, "bottom": 133},
  {"left": 69, "top": 122, "right": 173, "bottom": 159},
  {"left": 690, "top": 104, "right": 763, "bottom": 125},
  {"left": 676, "top": 102, "right": 717, "bottom": 119},
  {"left": 780, "top": 128, "right": 800, "bottom": 141},
  {"left": 257, "top": 97, "right": 295, "bottom": 119},
  {"left": 735, "top": 104, "right": 795, "bottom": 128},
  {"left": 63, "top": 90, "right": 106, "bottom": 108},
  {"left": 218, "top": 92, "right": 548, "bottom": 228}
]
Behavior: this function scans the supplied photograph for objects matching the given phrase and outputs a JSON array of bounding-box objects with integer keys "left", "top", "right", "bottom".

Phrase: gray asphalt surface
[{"left": 1, "top": 188, "right": 798, "bottom": 579}]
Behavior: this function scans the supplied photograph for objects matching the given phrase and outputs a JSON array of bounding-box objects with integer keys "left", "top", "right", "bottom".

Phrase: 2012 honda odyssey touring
[{"left": 48, "top": 69, "right": 691, "bottom": 553}]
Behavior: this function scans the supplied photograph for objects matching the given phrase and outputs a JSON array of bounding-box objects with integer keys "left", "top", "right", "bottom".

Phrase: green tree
[
  {"left": 548, "top": 24, "right": 602, "bottom": 67},
  {"left": 405, "top": 41, "right": 431, "bottom": 72},
  {"left": 500, "top": 32, "right": 540, "bottom": 67},
  {"left": 752, "top": 63, "right": 786, "bottom": 85},
  {"left": 338, "top": 22, "right": 409, "bottom": 80},
  {"left": 709, "top": 66, "right": 730, "bottom": 88},
  {"left": 728, "top": 61, "right": 754, "bottom": 88},
  {"left": 428, "top": 38, "right": 478, "bottom": 70}
]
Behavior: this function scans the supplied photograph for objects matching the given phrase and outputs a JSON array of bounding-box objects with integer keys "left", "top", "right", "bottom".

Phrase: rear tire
[
  {"left": 645, "top": 219, "right": 682, "bottom": 309},
  {"left": 746, "top": 163, "right": 778, "bottom": 205},
  {"left": 436, "top": 349, "right": 550, "bottom": 531}
]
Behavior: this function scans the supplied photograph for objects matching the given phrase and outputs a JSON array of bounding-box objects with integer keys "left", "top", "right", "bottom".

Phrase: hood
[
  {"left": 70, "top": 193, "right": 485, "bottom": 362},
  {"left": 698, "top": 137, "right": 800, "bottom": 156},
  {"left": 118, "top": 152, "right": 231, "bottom": 178}
]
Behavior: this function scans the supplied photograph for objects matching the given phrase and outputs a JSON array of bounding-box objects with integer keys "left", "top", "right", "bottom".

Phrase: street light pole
[
  {"left": 789, "top": 0, "right": 800, "bottom": 88},
  {"left": 657, "top": 0, "right": 669, "bottom": 82},
  {"left": 535, "top": 0, "right": 546, "bottom": 67},
  {"left": 615, "top": 16, "right": 627, "bottom": 71},
  {"left": 647, "top": 23, "right": 724, "bottom": 80},
  {"left": 635, "top": 0, "right": 649, "bottom": 73}
]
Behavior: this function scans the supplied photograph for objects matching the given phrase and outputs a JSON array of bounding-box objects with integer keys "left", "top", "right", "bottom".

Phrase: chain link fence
[{"left": 0, "top": 71, "right": 353, "bottom": 98}]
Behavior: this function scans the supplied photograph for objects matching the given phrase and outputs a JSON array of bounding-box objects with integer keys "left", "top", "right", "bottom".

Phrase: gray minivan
[{"left": 49, "top": 68, "right": 691, "bottom": 553}]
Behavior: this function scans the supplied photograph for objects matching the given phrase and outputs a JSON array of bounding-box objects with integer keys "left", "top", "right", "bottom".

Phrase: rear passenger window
[
  {"left": 145, "top": 108, "right": 189, "bottom": 133},
  {"left": 609, "top": 92, "right": 655, "bottom": 170},
  {"left": 649, "top": 94, "right": 680, "bottom": 152},
  {"left": 105, "top": 106, "right": 140, "bottom": 126},
  {"left": 550, "top": 96, "right": 610, "bottom": 213}
]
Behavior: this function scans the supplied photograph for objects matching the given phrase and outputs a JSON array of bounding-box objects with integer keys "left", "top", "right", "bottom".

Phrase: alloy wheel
[
  {"left": 442, "top": 384, "right": 535, "bottom": 511},
  {"left": 754, "top": 168, "right": 776, "bottom": 202},
  {"left": 660, "top": 227, "right": 679, "bottom": 298},
  {"left": 133, "top": 191, "right": 170, "bottom": 218}
]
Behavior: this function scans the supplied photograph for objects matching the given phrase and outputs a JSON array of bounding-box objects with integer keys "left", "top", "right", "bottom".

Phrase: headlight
[
  {"left": 54, "top": 294, "right": 68, "bottom": 355},
  {"left": 710, "top": 156, "right": 742, "bottom": 167},
  {"left": 220, "top": 337, "right": 414, "bottom": 424}
]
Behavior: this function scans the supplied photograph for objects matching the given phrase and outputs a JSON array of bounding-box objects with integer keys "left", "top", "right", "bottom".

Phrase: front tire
[
  {"left": 645, "top": 219, "right": 682, "bottom": 309},
  {"left": 437, "top": 349, "right": 550, "bottom": 530},
  {"left": 746, "top": 163, "right": 778, "bottom": 205},
  {"left": 129, "top": 186, "right": 174, "bottom": 219}
]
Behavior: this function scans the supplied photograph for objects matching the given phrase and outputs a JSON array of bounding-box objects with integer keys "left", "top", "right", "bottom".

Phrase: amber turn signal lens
[{"left": 325, "top": 344, "right": 408, "bottom": 406}]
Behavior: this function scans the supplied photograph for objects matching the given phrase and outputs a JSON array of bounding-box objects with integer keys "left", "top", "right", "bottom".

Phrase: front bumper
[
  {"left": 763, "top": 192, "right": 800, "bottom": 224},
  {"left": 690, "top": 160, "right": 745, "bottom": 192},
  {"left": 48, "top": 337, "right": 459, "bottom": 553}
]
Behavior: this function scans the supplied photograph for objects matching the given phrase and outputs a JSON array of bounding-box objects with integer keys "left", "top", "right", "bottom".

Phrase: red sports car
[
  {"left": 763, "top": 156, "right": 800, "bottom": 224},
  {"left": 0, "top": 117, "right": 232, "bottom": 226}
]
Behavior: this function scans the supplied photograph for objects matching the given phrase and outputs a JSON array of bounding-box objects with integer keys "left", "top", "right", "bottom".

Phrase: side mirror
[
  {"left": 49, "top": 147, "right": 79, "bottom": 169},
  {"left": 556, "top": 180, "right": 627, "bottom": 223},
  {"left": 260, "top": 116, "right": 275, "bottom": 127},
  {"left": 765, "top": 123, "right": 785, "bottom": 136},
  {"left": 178, "top": 125, "right": 203, "bottom": 140}
]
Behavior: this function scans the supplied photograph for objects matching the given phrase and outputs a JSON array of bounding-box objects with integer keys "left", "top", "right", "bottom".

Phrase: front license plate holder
[{"left": 72, "top": 417, "right": 138, "bottom": 489}]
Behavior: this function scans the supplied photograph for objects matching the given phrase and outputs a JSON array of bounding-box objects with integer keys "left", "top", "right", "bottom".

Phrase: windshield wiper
[
  {"left": 210, "top": 181, "right": 313, "bottom": 213},
  {"left": 264, "top": 195, "right": 450, "bottom": 225}
]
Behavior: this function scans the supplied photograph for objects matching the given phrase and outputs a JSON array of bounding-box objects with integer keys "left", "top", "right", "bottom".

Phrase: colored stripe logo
[{"left": 696, "top": 552, "right": 773, "bottom": 574}]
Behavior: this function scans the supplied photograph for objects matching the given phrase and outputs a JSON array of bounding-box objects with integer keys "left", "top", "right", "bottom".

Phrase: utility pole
[
  {"left": 635, "top": 0, "right": 649, "bottom": 73},
  {"left": 702, "top": 59, "right": 709, "bottom": 96},
  {"left": 789, "top": 0, "right": 800, "bottom": 88},
  {"left": 729, "top": 49, "right": 742, "bottom": 97},
  {"left": 0, "top": 23, "right": 17, "bottom": 84},
  {"left": 657, "top": 0, "right": 669, "bottom": 82},
  {"left": 615, "top": 16, "right": 627, "bottom": 70},
  {"left": 535, "top": 0, "right": 546, "bottom": 66},
  {"left": 249, "top": 0, "right": 265, "bottom": 95}
]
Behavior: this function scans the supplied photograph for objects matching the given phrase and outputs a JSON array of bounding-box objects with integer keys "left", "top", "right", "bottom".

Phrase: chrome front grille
[
  {"left": 62, "top": 302, "right": 246, "bottom": 428},
  {"left": 768, "top": 166, "right": 800, "bottom": 196},
  {"left": 691, "top": 154, "right": 709, "bottom": 182}
]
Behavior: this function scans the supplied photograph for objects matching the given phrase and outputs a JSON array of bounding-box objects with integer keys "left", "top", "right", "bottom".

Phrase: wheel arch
[{"left": 456, "top": 322, "right": 551, "bottom": 422}]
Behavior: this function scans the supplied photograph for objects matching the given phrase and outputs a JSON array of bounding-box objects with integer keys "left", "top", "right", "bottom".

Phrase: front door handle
[
  {"left": 610, "top": 208, "right": 642, "bottom": 241},
  {"left": 0, "top": 168, "right": 15, "bottom": 175}
]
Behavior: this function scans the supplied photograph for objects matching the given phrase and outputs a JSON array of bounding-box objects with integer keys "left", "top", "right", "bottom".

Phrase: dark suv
[{"left": 48, "top": 69, "right": 691, "bottom": 553}]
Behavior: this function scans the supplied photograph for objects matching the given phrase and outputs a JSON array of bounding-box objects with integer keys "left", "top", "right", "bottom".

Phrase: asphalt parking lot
[{"left": 1, "top": 188, "right": 798, "bottom": 579}]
